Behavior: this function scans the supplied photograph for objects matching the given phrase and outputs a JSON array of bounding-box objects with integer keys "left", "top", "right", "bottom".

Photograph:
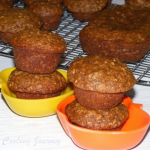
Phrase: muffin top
[
  {"left": 67, "top": 55, "right": 136, "bottom": 93},
  {"left": 7, "top": 69, "right": 67, "bottom": 94},
  {"left": 80, "top": 5, "right": 150, "bottom": 43},
  {"left": 65, "top": 100, "right": 129, "bottom": 130},
  {"left": 9, "top": 29, "right": 67, "bottom": 53},
  {"left": 126, "top": 0, "right": 150, "bottom": 7},
  {"left": 0, "top": 1, "right": 10, "bottom": 10},
  {"left": 24, "top": 0, "right": 63, "bottom": 5},
  {"left": 63, "top": 0, "right": 108, "bottom": 13},
  {"left": 27, "top": 1, "right": 64, "bottom": 16},
  {"left": 0, "top": 7, "right": 43, "bottom": 33}
]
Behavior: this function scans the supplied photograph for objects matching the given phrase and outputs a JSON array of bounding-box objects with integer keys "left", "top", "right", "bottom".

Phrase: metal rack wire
[{"left": 0, "top": 1, "right": 150, "bottom": 85}]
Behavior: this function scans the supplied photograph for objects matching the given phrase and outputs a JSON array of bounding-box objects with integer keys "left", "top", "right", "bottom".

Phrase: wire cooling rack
[{"left": 0, "top": 1, "right": 150, "bottom": 85}]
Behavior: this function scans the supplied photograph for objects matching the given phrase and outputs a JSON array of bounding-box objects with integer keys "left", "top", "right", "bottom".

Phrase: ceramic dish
[
  {"left": 57, "top": 95, "right": 150, "bottom": 150},
  {"left": 0, "top": 67, "right": 74, "bottom": 117}
]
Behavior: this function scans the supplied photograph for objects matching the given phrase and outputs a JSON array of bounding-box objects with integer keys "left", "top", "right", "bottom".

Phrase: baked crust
[
  {"left": 65, "top": 100, "right": 129, "bottom": 130},
  {"left": 7, "top": 69, "right": 67, "bottom": 94},
  {"left": 126, "top": 0, "right": 150, "bottom": 7},
  {"left": 67, "top": 55, "right": 136, "bottom": 93},
  {"left": 27, "top": 2, "right": 64, "bottom": 30},
  {"left": 79, "top": 5, "right": 150, "bottom": 61},
  {"left": 74, "top": 86, "right": 124, "bottom": 110},
  {"left": 9, "top": 29, "right": 66, "bottom": 53}
]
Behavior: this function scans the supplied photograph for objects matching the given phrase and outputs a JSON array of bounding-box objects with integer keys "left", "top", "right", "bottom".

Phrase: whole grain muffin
[
  {"left": 67, "top": 55, "right": 136, "bottom": 109},
  {"left": 24, "top": 0, "right": 63, "bottom": 6},
  {"left": 0, "top": 1, "right": 10, "bottom": 10},
  {"left": 74, "top": 86, "right": 124, "bottom": 110},
  {"left": 9, "top": 29, "right": 66, "bottom": 74},
  {"left": 7, "top": 69, "right": 67, "bottom": 99},
  {"left": 65, "top": 100, "right": 129, "bottom": 130},
  {"left": 79, "top": 5, "right": 150, "bottom": 62},
  {"left": 126, "top": 0, "right": 150, "bottom": 7},
  {"left": 0, "top": 7, "right": 43, "bottom": 43},
  {"left": 27, "top": 1, "right": 64, "bottom": 31},
  {"left": 63, "top": 0, "right": 108, "bottom": 21}
]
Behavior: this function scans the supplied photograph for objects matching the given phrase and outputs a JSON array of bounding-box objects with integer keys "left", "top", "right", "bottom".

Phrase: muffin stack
[
  {"left": 66, "top": 55, "right": 136, "bottom": 130},
  {"left": 79, "top": 5, "right": 150, "bottom": 62},
  {"left": 7, "top": 29, "right": 67, "bottom": 99}
]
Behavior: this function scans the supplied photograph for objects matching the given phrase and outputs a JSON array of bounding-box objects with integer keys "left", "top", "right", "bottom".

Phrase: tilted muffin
[
  {"left": 27, "top": 1, "right": 64, "bottom": 31},
  {"left": 24, "top": 0, "right": 63, "bottom": 6},
  {"left": 0, "top": 1, "right": 10, "bottom": 10},
  {"left": 63, "top": 0, "right": 108, "bottom": 21},
  {"left": 9, "top": 29, "right": 66, "bottom": 74},
  {"left": 7, "top": 69, "right": 67, "bottom": 99},
  {"left": 79, "top": 5, "right": 150, "bottom": 62},
  {"left": 67, "top": 55, "right": 136, "bottom": 110},
  {"left": 126, "top": 0, "right": 150, "bottom": 7},
  {"left": 0, "top": 7, "right": 43, "bottom": 43},
  {"left": 65, "top": 100, "right": 129, "bottom": 130}
]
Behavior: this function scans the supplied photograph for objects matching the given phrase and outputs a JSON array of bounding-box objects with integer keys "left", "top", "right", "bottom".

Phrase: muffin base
[
  {"left": 40, "top": 15, "right": 62, "bottom": 31},
  {"left": 65, "top": 100, "right": 129, "bottom": 130},
  {"left": 74, "top": 86, "right": 124, "bottom": 110},
  {"left": 13, "top": 47, "right": 62, "bottom": 74},
  {"left": 79, "top": 35, "right": 150, "bottom": 62},
  {"left": 16, "top": 91, "right": 61, "bottom": 99}
]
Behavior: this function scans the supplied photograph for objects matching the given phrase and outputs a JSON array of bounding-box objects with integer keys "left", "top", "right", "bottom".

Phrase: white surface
[{"left": 0, "top": 0, "right": 150, "bottom": 149}]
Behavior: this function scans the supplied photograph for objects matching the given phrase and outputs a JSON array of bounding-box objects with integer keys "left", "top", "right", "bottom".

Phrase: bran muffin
[
  {"left": 63, "top": 0, "right": 108, "bottom": 21},
  {"left": 126, "top": 0, "right": 150, "bottom": 7},
  {"left": 67, "top": 55, "right": 136, "bottom": 110},
  {"left": 9, "top": 29, "right": 66, "bottom": 74},
  {"left": 0, "top": 1, "right": 10, "bottom": 10},
  {"left": 27, "top": 1, "right": 64, "bottom": 31},
  {"left": 0, "top": 7, "right": 43, "bottom": 43},
  {"left": 7, "top": 69, "right": 67, "bottom": 99},
  {"left": 65, "top": 100, "right": 129, "bottom": 130},
  {"left": 79, "top": 5, "right": 150, "bottom": 62}
]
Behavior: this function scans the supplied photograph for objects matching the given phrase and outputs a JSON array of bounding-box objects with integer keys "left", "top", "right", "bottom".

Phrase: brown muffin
[
  {"left": 27, "top": 1, "right": 64, "bottom": 31},
  {"left": 24, "top": 0, "right": 63, "bottom": 6},
  {"left": 0, "top": 7, "right": 43, "bottom": 43},
  {"left": 9, "top": 29, "right": 66, "bottom": 74},
  {"left": 63, "top": 0, "right": 108, "bottom": 21},
  {"left": 74, "top": 86, "right": 124, "bottom": 110},
  {"left": 7, "top": 69, "right": 67, "bottom": 99},
  {"left": 126, "top": 0, "right": 150, "bottom": 7},
  {"left": 67, "top": 55, "right": 136, "bottom": 109},
  {"left": 79, "top": 5, "right": 150, "bottom": 62},
  {"left": 65, "top": 100, "right": 129, "bottom": 130},
  {"left": 0, "top": 1, "right": 10, "bottom": 10}
]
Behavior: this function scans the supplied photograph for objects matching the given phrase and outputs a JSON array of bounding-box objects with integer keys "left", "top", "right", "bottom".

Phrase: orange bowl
[{"left": 57, "top": 95, "right": 150, "bottom": 150}]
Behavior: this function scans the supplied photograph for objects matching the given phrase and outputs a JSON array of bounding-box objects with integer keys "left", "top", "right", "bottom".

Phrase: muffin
[
  {"left": 0, "top": 1, "right": 10, "bottom": 10},
  {"left": 79, "top": 5, "right": 150, "bottom": 62},
  {"left": 7, "top": 69, "right": 67, "bottom": 99},
  {"left": 9, "top": 29, "right": 66, "bottom": 74},
  {"left": 67, "top": 55, "right": 136, "bottom": 110},
  {"left": 27, "top": 1, "right": 64, "bottom": 31},
  {"left": 126, "top": 0, "right": 150, "bottom": 7},
  {"left": 63, "top": 0, "right": 108, "bottom": 21},
  {"left": 65, "top": 100, "right": 129, "bottom": 130},
  {"left": 24, "top": 0, "right": 63, "bottom": 6},
  {"left": 0, "top": 7, "right": 43, "bottom": 43}
]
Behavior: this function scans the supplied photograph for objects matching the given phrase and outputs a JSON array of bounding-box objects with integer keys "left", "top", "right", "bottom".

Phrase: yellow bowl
[{"left": 0, "top": 67, "right": 74, "bottom": 117}]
